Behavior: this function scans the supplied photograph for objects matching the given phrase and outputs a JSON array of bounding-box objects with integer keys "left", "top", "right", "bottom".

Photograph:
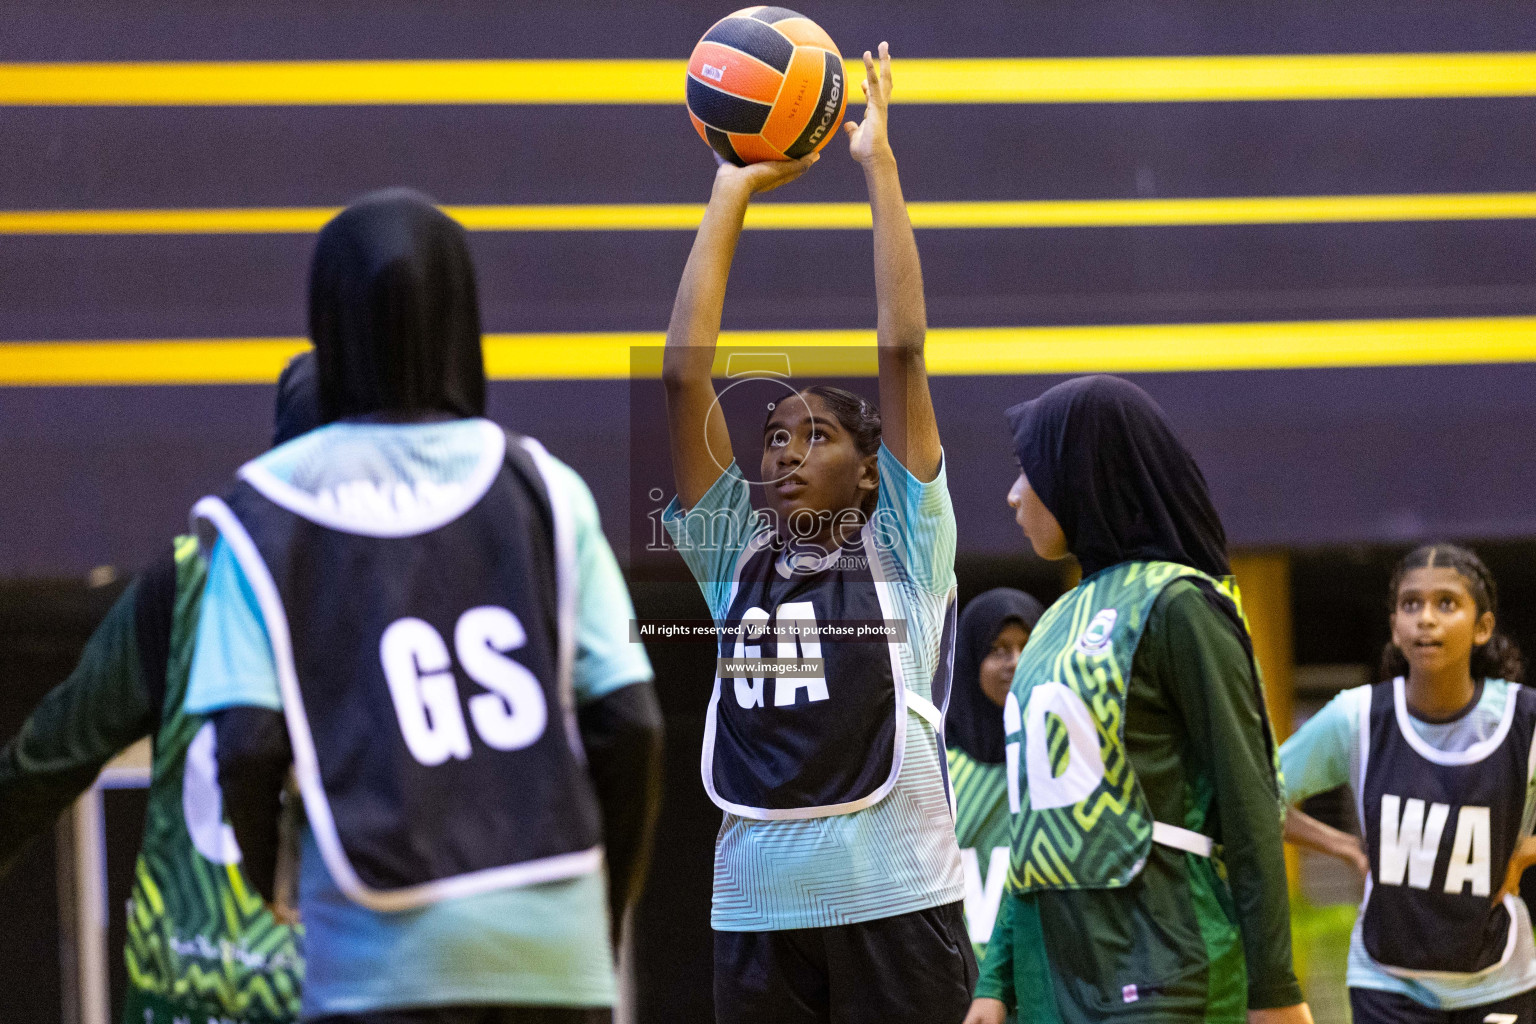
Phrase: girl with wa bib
[
  {"left": 662, "top": 43, "right": 974, "bottom": 1024},
  {"left": 1281, "top": 544, "right": 1536, "bottom": 1024},
  {"left": 964, "top": 375, "right": 1312, "bottom": 1024}
]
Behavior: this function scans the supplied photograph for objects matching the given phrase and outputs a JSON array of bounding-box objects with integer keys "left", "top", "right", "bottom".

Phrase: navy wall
[
  {"left": 4, "top": 362, "right": 1536, "bottom": 578},
  {"left": 2, "top": 1, "right": 1535, "bottom": 577}
]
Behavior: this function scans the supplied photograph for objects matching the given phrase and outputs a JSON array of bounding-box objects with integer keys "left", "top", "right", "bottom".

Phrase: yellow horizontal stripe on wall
[
  {"left": 1, "top": 317, "right": 1530, "bottom": 386},
  {"left": 1, "top": 52, "right": 1534, "bottom": 106},
  {"left": 5, "top": 192, "right": 1536, "bottom": 235}
]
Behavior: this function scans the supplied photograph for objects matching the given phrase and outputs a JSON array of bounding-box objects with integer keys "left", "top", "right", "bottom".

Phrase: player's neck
[
  {"left": 776, "top": 518, "right": 862, "bottom": 557},
  {"left": 1404, "top": 665, "right": 1479, "bottom": 721}
]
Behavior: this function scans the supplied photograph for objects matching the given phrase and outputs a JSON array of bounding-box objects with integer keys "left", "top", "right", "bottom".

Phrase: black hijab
[
  {"left": 272, "top": 351, "right": 322, "bottom": 447},
  {"left": 308, "top": 188, "right": 486, "bottom": 422},
  {"left": 1005, "top": 375, "right": 1230, "bottom": 580},
  {"left": 946, "top": 587, "right": 1045, "bottom": 764}
]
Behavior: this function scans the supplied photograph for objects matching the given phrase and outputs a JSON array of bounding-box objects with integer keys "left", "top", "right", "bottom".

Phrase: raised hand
[
  {"left": 842, "top": 41, "right": 895, "bottom": 167},
  {"left": 713, "top": 151, "right": 819, "bottom": 198}
]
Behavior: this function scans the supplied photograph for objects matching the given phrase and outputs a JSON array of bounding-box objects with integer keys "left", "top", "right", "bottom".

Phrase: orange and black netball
[{"left": 685, "top": 7, "right": 848, "bottom": 165}]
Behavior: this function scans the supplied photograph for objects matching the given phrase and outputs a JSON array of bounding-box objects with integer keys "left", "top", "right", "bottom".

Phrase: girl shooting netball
[{"left": 662, "top": 41, "right": 975, "bottom": 1024}]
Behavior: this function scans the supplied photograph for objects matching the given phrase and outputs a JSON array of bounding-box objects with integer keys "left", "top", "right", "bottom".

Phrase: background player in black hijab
[
  {"left": 966, "top": 375, "right": 1311, "bottom": 1024},
  {"left": 947, "top": 588, "right": 1045, "bottom": 970},
  {"left": 948, "top": 589, "right": 1046, "bottom": 766}
]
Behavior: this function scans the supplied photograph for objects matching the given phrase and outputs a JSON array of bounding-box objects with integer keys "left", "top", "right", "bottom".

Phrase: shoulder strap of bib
[
  {"left": 507, "top": 435, "right": 583, "bottom": 763},
  {"left": 1152, "top": 820, "right": 1215, "bottom": 858},
  {"left": 1146, "top": 564, "right": 1246, "bottom": 862},
  {"left": 907, "top": 691, "right": 942, "bottom": 731}
]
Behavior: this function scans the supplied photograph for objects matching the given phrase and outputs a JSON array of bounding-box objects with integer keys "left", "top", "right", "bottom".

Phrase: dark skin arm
[
  {"left": 664, "top": 42, "right": 941, "bottom": 507},
  {"left": 1496, "top": 835, "right": 1536, "bottom": 903},
  {"left": 577, "top": 682, "right": 665, "bottom": 943},
  {"left": 848, "top": 43, "right": 941, "bottom": 482},
  {"left": 1283, "top": 803, "right": 1369, "bottom": 875},
  {"left": 662, "top": 156, "right": 816, "bottom": 508}
]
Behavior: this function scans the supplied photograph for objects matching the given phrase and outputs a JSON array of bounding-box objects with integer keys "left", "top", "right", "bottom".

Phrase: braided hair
[{"left": 1380, "top": 543, "right": 1525, "bottom": 684}]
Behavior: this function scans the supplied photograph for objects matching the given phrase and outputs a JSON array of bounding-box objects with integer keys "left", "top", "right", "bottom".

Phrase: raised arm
[
  {"left": 844, "top": 42, "right": 941, "bottom": 482},
  {"left": 662, "top": 155, "right": 816, "bottom": 507}
]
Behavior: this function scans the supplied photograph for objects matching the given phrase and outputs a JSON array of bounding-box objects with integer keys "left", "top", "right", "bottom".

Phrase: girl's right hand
[
  {"left": 961, "top": 997, "right": 1008, "bottom": 1024},
  {"left": 712, "top": 152, "right": 818, "bottom": 199},
  {"left": 1283, "top": 804, "right": 1369, "bottom": 877},
  {"left": 1342, "top": 835, "right": 1370, "bottom": 877}
]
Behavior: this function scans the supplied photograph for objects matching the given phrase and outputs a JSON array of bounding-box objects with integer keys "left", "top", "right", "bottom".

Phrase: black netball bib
[
  {"left": 1360, "top": 677, "right": 1536, "bottom": 975},
  {"left": 194, "top": 428, "right": 602, "bottom": 912},
  {"left": 704, "top": 524, "right": 943, "bottom": 819}
]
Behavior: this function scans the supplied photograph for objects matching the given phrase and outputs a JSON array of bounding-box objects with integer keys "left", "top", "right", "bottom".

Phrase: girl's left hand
[
  {"left": 843, "top": 41, "right": 895, "bottom": 167},
  {"left": 960, "top": 998, "right": 1008, "bottom": 1024},
  {"left": 1248, "top": 1004, "right": 1315, "bottom": 1024},
  {"left": 1494, "top": 835, "right": 1536, "bottom": 903}
]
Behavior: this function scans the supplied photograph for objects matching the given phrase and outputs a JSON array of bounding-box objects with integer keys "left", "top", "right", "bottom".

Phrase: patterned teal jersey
[
  {"left": 1004, "top": 561, "right": 1268, "bottom": 893},
  {"left": 126, "top": 536, "right": 302, "bottom": 1022},
  {"left": 948, "top": 746, "right": 1011, "bottom": 962},
  {"left": 664, "top": 445, "right": 964, "bottom": 930}
]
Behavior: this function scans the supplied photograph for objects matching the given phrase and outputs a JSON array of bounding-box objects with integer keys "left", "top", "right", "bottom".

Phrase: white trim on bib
[
  {"left": 700, "top": 522, "right": 927, "bottom": 821},
  {"left": 239, "top": 419, "right": 507, "bottom": 539}
]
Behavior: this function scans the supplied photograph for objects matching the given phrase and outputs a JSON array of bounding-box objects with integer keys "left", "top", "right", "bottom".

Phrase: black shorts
[
  {"left": 1351, "top": 986, "right": 1536, "bottom": 1024},
  {"left": 713, "top": 900, "right": 978, "bottom": 1024},
  {"left": 308, "top": 1007, "right": 610, "bottom": 1024}
]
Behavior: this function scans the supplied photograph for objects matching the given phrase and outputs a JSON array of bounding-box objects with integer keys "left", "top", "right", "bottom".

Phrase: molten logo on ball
[{"left": 802, "top": 73, "right": 842, "bottom": 150}]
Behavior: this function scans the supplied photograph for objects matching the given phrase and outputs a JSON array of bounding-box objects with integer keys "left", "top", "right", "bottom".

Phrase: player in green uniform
[
  {"left": 0, "top": 354, "right": 317, "bottom": 1024},
  {"left": 946, "top": 588, "right": 1044, "bottom": 967},
  {"left": 964, "top": 375, "right": 1313, "bottom": 1024}
]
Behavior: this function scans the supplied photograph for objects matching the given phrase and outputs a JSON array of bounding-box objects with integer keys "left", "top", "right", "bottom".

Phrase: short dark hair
[{"left": 1379, "top": 543, "right": 1524, "bottom": 684}]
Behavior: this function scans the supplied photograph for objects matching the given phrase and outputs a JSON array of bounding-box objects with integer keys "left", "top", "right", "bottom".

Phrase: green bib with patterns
[
  {"left": 124, "top": 536, "right": 302, "bottom": 1023},
  {"left": 948, "top": 746, "right": 1012, "bottom": 961},
  {"left": 1003, "top": 560, "right": 1253, "bottom": 894}
]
